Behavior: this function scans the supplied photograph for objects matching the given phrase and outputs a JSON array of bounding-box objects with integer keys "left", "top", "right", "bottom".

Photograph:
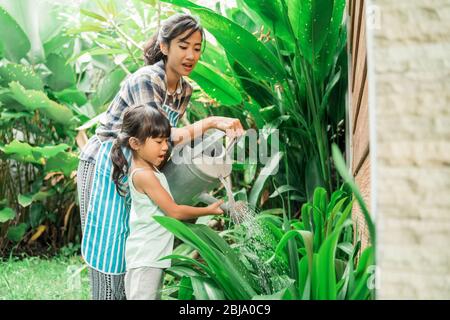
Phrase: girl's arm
[
  {"left": 133, "top": 169, "right": 223, "bottom": 220},
  {"left": 171, "top": 116, "right": 245, "bottom": 146}
]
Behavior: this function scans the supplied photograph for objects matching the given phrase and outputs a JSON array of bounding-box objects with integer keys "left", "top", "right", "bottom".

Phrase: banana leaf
[
  {"left": 8, "top": 82, "right": 74, "bottom": 125},
  {"left": 45, "top": 53, "right": 77, "bottom": 91},
  {"left": 0, "top": 5, "right": 30, "bottom": 62},
  {"left": 0, "top": 63, "right": 43, "bottom": 90}
]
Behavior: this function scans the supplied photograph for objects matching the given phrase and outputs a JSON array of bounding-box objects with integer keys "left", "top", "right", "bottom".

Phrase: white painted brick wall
[{"left": 368, "top": 0, "right": 450, "bottom": 299}]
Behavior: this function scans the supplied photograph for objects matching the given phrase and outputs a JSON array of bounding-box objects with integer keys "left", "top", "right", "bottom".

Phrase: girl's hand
[
  {"left": 206, "top": 200, "right": 225, "bottom": 215},
  {"left": 208, "top": 116, "right": 245, "bottom": 138}
]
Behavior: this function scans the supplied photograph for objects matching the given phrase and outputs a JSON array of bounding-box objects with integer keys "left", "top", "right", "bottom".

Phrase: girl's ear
[{"left": 128, "top": 137, "right": 141, "bottom": 151}]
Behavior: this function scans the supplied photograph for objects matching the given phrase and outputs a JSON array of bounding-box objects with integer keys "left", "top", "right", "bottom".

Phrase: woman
[{"left": 77, "top": 13, "right": 244, "bottom": 300}]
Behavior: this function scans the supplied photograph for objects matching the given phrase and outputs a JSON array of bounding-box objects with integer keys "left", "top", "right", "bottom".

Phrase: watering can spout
[{"left": 196, "top": 192, "right": 231, "bottom": 214}]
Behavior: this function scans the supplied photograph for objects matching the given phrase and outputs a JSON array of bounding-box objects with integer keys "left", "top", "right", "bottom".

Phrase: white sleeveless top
[{"left": 125, "top": 167, "right": 174, "bottom": 270}]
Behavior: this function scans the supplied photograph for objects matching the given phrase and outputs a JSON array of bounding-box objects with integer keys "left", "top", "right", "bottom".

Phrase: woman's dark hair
[
  {"left": 111, "top": 106, "right": 171, "bottom": 196},
  {"left": 143, "top": 13, "right": 206, "bottom": 65}
]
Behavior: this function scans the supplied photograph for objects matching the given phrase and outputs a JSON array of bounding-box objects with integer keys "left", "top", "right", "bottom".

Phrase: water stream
[{"left": 218, "top": 176, "right": 290, "bottom": 295}]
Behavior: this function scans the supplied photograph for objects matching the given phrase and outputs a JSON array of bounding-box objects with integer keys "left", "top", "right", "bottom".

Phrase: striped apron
[{"left": 81, "top": 139, "right": 132, "bottom": 275}]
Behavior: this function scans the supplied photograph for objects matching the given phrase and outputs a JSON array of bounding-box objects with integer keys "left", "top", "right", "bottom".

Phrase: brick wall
[{"left": 367, "top": 0, "right": 450, "bottom": 299}]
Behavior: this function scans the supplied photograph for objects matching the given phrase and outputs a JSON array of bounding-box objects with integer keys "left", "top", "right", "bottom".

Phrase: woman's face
[{"left": 162, "top": 29, "right": 202, "bottom": 76}]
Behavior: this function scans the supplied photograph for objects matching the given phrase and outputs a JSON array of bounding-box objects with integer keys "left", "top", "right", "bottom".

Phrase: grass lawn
[{"left": 0, "top": 254, "right": 90, "bottom": 300}]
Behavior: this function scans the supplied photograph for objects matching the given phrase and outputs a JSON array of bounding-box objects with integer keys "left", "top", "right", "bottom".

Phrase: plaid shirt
[{"left": 80, "top": 60, "right": 193, "bottom": 163}]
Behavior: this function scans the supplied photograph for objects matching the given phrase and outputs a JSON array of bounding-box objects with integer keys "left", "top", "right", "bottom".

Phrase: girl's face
[
  {"left": 162, "top": 29, "right": 202, "bottom": 76},
  {"left": 130, "top": 136, "right": 170, "bottom": 167}
]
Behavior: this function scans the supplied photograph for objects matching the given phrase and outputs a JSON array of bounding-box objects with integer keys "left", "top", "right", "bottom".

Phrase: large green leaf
[
  {"left": 189, "top": 61, "right": 242, "bottom": 106},
  {"left": 268, "top": 230, "right": 313, "bottom": 272},
  {"left": 154, "top": 216, "right": 258, "bottom": 299},
  {"left": 312, "top": 187, "right": 327, "bottom": 251},
  {"left": 199, "top": 43, "right": 232, "bottom": 76},
  {"left": 0, "top": 63, "right": 44, "bottom": 90},
  {"left": 249, "top": 151, "right": 283, "bottom": 208},
  {"left": 29, "top": 203, "right": 45, "bottom": 229},
  {"left": 43, "top": 33, "right": 73, "bottom": 57},
  {"left": 315, "top": 219, "right": 352, "bottom": 300},
  {"left": 91, "top": 68, "right": 126, "bottom": 111},
  {"left": 0, "top": 6, "right": 30, "bottom": 62},
  {"left": 316, "top": 0, "right": 346, "bottom": 81},
  {"left": 191, "top": 276, "right": 226, "bottom": 300},
  {"left": 298, "top": 255, "right": 311, "bottom": 299},
  {"left": 7, "top": 223, "right": 28, "bottom": 242},
  {"left": 0, "top": 0, "right": 45, "bottom": 62},
  {"left": 288, "top": 0, "right": 334, "bottom": 64},
  {"left": 241, "top": 0, "right": 292, "bottom": 50},
  {"left": 0, "top": 140, "right": 69, "bottom": 165},
  {"left": 160, "top": 0, "right": 285, "bottom": 83},
  {"left": 53, "top": 88, "right": 88, "bottom": 106},
  {"left": 177, "top": 276, "right": 194, "bottom": 300},
  {"left": 8, "top": 81, "right": 74, "bottom": 125},
  {"left": 166, "top": 265, "right": 202, "bottom": 278},
  {"left": 45, "top": 53, "right": 77, "bottom": 91},
  {"left": 0, "top": 207, "right": 15, "bottom": 223},
  {"left": 229, "top": 57, "right": 275, "bottom": 109},
  {"left": 44, "top": 151, "right": 79, "bottom": 177},
  {"left": 269, "top": 185, "right": 301, "bottom": 199}
]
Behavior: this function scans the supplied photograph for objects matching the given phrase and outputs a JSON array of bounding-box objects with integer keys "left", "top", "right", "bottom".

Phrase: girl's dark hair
[
  {"left": 143, "top": 13, "right": 206, "bottom": 65},
  {"left": 111, "top": 106, "right": 171, "bottom": 196}
]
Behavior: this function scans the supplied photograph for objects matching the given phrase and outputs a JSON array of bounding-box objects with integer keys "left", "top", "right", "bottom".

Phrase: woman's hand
[
  {"left": 208, "top": 116, "right": 245, "bottom": 138},
  {"left": 206, "top": 199, "right": 225, "bottom": 215}
]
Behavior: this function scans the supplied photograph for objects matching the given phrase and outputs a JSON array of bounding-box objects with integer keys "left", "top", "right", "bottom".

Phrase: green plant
[
  {"left": 0, "top": 1, "right": 97, "bottom": 253},
  {"left": 155, "top": 184, "right": 375, "bottom": 300}
]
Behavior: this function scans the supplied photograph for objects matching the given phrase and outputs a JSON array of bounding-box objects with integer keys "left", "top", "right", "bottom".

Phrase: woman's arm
[
  {"left": 133, "top": 169, "right": 223, "bottom": 220},
  {"left": 170, "top": 118, "right": 213, "bottom": 147},
  {"left": 171, "top": 116, "right": 245, "bottom": 146}
]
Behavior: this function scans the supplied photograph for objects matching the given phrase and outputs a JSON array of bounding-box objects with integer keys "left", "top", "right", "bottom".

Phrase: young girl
[
  {"left": 110, "top": 106, "right": 223, "bottom": 300},
  {"left": 77, "top": 13, "right": 244, "bottom": 300}
]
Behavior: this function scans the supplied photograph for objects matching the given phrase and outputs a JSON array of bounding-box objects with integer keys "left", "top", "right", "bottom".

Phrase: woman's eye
[{"left": 180, "top": 46, "right": 187, "bottom": 50}]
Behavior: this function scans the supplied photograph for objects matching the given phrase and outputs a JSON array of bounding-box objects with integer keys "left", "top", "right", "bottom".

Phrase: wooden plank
[
  {"left": 352, "top": 57, "right": 367, "bottom": 133},
  {"left": 352, "top": 77, "right": 369, "bottom": 175},
  {"left": 351, "top": 0, "right": 365, "bottom": 93},
  {"left": 349, "top": 0, "right": 356, "bottom": 52},
  {"left": 352, "top": 155, "right": 371, "bottom": 249},
  {"left": 351, "top": 1, "right": 367, "bottom": 129}
]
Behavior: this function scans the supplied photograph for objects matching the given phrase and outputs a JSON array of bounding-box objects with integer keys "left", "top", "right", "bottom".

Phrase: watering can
[{"left": 162, "top": 129, "right": 238, "bottom": 213}]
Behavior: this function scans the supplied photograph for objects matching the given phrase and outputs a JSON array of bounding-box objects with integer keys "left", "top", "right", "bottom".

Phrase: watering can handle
[{"left": 196, "top": 192, "right": 230, "bottom": 213}]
